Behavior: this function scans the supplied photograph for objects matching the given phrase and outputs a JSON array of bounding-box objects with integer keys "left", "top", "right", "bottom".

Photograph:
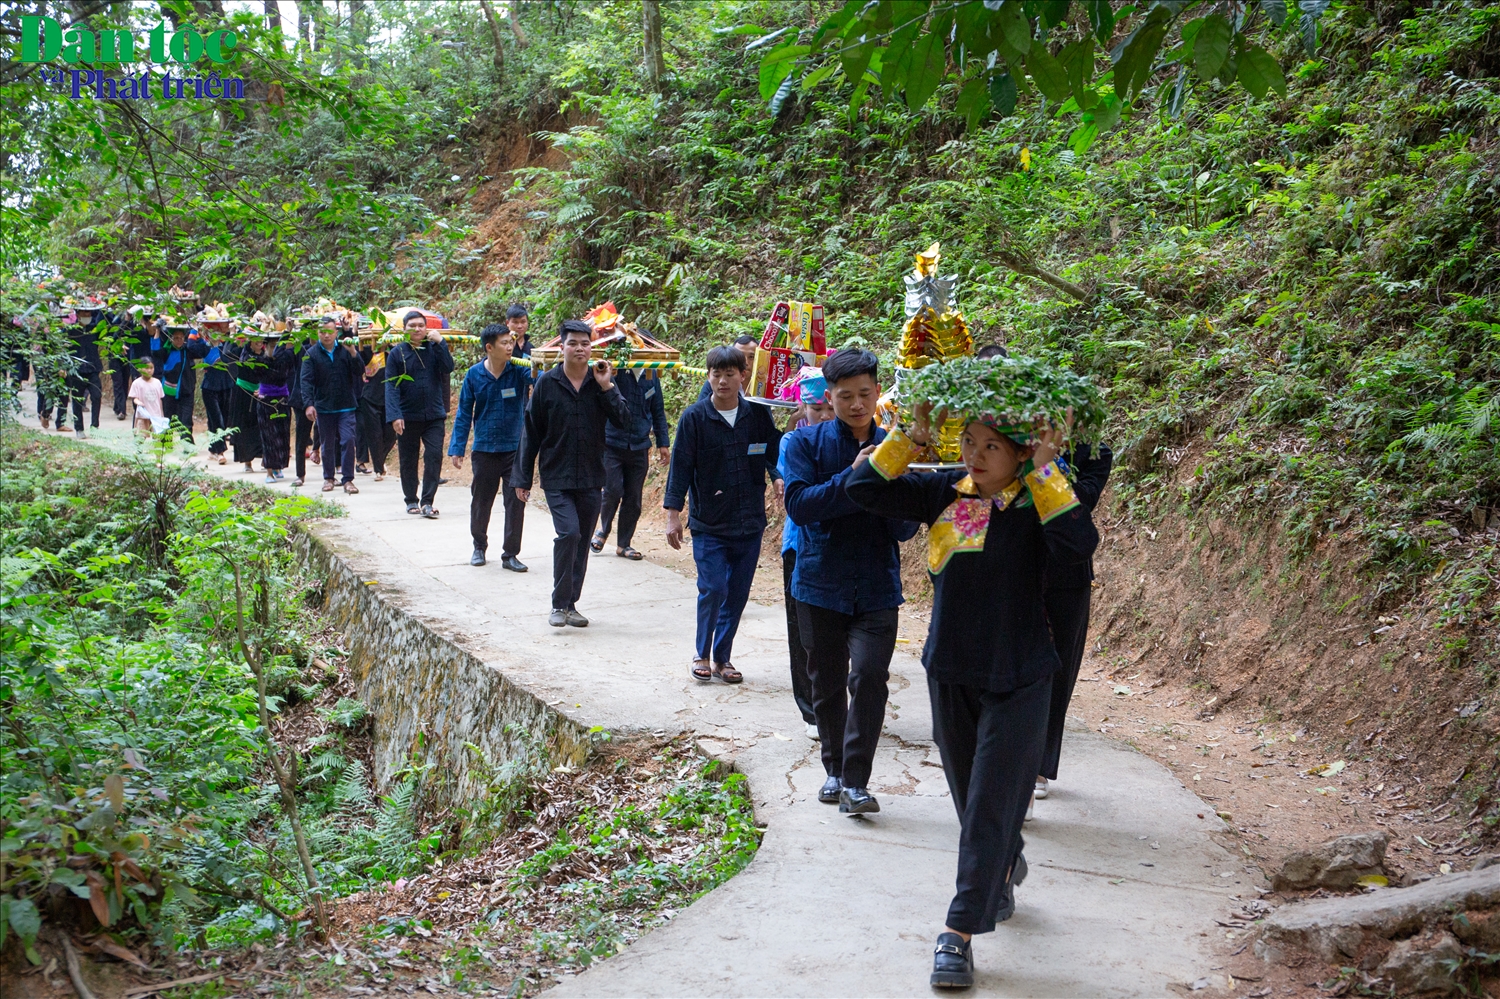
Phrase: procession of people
[{"left": 10, "top": 276, "right": 1112, "bottom": 991}]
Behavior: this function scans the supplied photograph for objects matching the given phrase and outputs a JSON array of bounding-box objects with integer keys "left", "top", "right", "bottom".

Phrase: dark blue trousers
[{"left": 692, "top": 531, "right": 763, "bottom": 664}]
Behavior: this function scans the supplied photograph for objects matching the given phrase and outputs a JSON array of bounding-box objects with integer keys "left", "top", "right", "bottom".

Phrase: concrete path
[{"left": 27, "top": 409, "right": 1247, "bottom": 997}]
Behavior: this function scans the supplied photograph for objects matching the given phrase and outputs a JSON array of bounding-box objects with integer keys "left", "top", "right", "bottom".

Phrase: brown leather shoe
[
  {"left": 321, "top": 480, "right": 335, "bottom": 492},
  {"left": 343, "top": 482, "right": 359, "bottom": 494}
]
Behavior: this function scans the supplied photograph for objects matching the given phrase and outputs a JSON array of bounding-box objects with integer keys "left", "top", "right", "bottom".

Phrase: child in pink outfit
[{"left": 128, "top": 359, "right": 166, "bottom": 435}]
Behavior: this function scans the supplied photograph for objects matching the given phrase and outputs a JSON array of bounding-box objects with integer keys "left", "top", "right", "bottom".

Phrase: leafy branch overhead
[{"left": 752, "top": 1, "right": 1327, "bottom": 149}]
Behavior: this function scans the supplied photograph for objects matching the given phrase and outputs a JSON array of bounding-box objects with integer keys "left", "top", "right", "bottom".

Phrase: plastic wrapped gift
[{"left": 752, "top": 299, "right": 826, "bottom": 399}]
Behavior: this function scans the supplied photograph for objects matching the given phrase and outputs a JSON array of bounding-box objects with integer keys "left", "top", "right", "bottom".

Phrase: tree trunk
[
  {"left": 310, "top": 0, "right": 323, "bottom": 52},
  {"left": 642, "top": 0, "right": 665, "bottom": 92},
  {"left": 297, "top": 0, "right": 310, "bottom": 49},
  {"left": 349, "top": 0, "right": 369, "bottom": 67},
  {"left": 264, "top": 0, "right": 282, "bottom": 47},
  {"left": 478, "top": 0, "right": 506, "bottom": 78},
  {"left": 509, "top": 1, "right": 528, "bottom": 49}
]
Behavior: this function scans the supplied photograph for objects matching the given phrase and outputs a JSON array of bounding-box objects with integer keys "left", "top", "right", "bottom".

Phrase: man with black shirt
[
  {"left": 783, "top": 349, "right": 920, "bottom": 815},
  {"left": 108, "top": 307, "right": 149, "bottom": 422},
  {"left": 517, "top": 320, "right": 631, "bottom": 628},
  {"left": 506, "top": 303, "right": 533, "bottom": 358},
  {"left": 199, "top": 325, "right": 234, "bottom": 464},
  {"left": 58, "top": 305, "right": 104, "bottom": 438},
  {"left": 301, "top": 317, "right": 365, "bottom": 494},
  {"left": 357, "top": 345, "right": 396, "bottom": 482},
  {"left": 593, "top": 367, "right": 670, "bottom": 560},
  {"left": 665, "top": 345, "right": 781, "bottom": 684},
  {"left": 386, "top": 311, "right": 454, "bottom": 517},
  {"left": 1035, "top": 440, "right": 1113, "bottom": 804}
]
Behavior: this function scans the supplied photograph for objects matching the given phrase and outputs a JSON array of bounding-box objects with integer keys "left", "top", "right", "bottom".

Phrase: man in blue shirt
[
  {"left": 592, "top": 368, "right": 670, "bottom": 560},
  {"left": 665, "top": 346, "right": 782, "bottom": 684},
  {"left": 783, "top": 349, "right": 919, "bottom": 815},
  {"left": 449, "top": 324, "right": 533, "bottom": 571},
  {"left": 778, "top": 370, "right": 833, "bottom": 739},
  {"left": 301, "top": 317, "right": 365, "bottom": 494}
]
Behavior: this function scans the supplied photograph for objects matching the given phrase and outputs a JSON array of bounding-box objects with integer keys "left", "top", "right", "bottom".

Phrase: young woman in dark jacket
[{"left": 845, "top": 404, "right": 1098, "bottom": 990}]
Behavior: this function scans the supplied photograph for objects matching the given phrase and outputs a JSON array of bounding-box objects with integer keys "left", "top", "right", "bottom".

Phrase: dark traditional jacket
[
  {"left": 300, "top": 342, "right": 363, "bottom": 413},
  {"left": 518, "top": 365, "right": 631, "bottom": 491},
  {"left": 384, "top": 339, "right": 454, "bottom": 422},
  {"left": 664, "top": 396, "right": 779, "bottom": 538},
  {"left": 1045, "top": 441, "right": 1113, "bottom": 591},
  {"left": 606, "top": 370, "right": 671, "bottom": 451},
  {"left": 846, "top": 432, "right": 1099, "bottom": 693}
]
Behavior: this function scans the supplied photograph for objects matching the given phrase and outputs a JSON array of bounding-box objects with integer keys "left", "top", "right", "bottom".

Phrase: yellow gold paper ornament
[{"left": 899, "top": 242, "right": 971, "bottom": 370}]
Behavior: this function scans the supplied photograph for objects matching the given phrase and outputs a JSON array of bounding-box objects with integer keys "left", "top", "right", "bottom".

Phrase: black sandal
[
  {"left": 713, "top": 662, "right": 743, "bottom": 684},
  {"left": 589, "top": 532, "right": 606, "bottom": 553},
  {"left": 691, "top": 659, "right": 713, "bottom": 683},
  {"left": 407, "top": 504, "right": 421, "bottom": 515},
  {"left": 617, "top": 547, "right": 644, "bottom": 560}
]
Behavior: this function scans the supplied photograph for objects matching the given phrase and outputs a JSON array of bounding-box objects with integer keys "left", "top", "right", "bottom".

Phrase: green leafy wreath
[{"left": 900, "top": 355, "right": 1106, "bottom": 442}]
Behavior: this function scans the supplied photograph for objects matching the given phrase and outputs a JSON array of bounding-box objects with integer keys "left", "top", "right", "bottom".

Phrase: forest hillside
[{"left": 3, "top": 0, "right": 1500, "bottom": 992}]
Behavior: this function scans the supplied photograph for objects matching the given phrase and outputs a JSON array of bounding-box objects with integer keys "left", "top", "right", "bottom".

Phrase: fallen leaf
[
  {"left": 1114, "top": 685, "right": 1132, "bottom": 696},
  {"left": 1355, "top": 875, "right": 1388, "bottom": 888},
  {"left": 96, "top": 940, "right": 150, "bottom": 969},
  {"left": 104, "top": 774, "right": 125, "bottom": 811},
  {"left": 1304, "top": 760, "right": 1347, "bottom": 777}
]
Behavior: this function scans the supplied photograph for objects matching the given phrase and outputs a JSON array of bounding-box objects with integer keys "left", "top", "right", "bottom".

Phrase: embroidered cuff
[
  {"left": 869, "top": 428, "right": 924, "bottom": 480},
  {"left": 1025, "top": 460, "right": 1081, "bottom": 523}
]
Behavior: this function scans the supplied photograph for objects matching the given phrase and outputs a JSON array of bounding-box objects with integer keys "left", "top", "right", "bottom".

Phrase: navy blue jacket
[
  {"left": 1046, "top": 441, "right": 1113, "bottom": 590},
  {"left": 607, "top": 370, "right": 671, "bottom": 451},
  {"left": 449, "top": 359, "right": 532, "bottom": 456},
  {"left": 150, "top": 333, "right": 212, "bottom": 399},
  {"left": 385, "top": 339, "right": 454, "bottom": 422},
  {"left": 300, "top": 342, "right": 364, "bottom": 413},
  {"left": 199, "top": 335, "right": 234, "bottom": 393},
  {"left": 783, "top": 418, "right": 921, "bottom": 614},
  {"left": 664, "top": 397, "right": 780, "bottom": 538}
]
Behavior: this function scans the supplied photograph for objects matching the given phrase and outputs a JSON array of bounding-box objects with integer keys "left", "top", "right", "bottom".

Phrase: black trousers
[
  {"left": 202, "top": 388, "right": 232, "bottom": 454},
  {"left": 782, "top": 550, "right": 816, "bottom": 726},
  {"left": 1041, "top": 588, "right": 1093, "bottom": 780},
  {"left": 357, "top": 397, "right": 396, "bottom": 475},
  {"left": 293, "top": 408, "right": 315, "bottom": 479},
  {"left": 544, "top": 487, "right": 601, "bottom": 611},
  {"left": 397, "top": 418, "right": 445, "bottom": 506},
  {"left": 930, "top": 673, "right": 1050, "bottom": 935},
  {"left": 469, "top": 450, "right": 525, "bottom": 557},
  {"left": 63, "top": 372, "right": 101, "bottom": 431},
  {"left": 163, "top": 389, "right": 195, "bottom": 441},
  {"left": 110, "top": 356, "right": 131, "bottom": 418},
  {"left": 597, "top": 445, "right": 649, "bottom": 549},
  {"left": 797, "top": 602, "right": 899, "bottom": 789}
]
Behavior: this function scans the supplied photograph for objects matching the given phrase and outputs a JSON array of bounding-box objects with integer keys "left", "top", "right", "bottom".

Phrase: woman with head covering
[
  {"left": 844, "top": 386, "right": 1099, "bottom": 990},
  {"left": 255, "top": 331, "right": 297, "bottom": 483}
]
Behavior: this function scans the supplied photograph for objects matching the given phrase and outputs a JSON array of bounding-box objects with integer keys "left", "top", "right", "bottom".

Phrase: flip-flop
[
  {"left": 589, "top": 533, "right": 606, "bottom": 553},
  {"left": 713, "top": 662, "right": 743, "bottom": 684},
  {"left": 691, "top": 660, "right": 713, "bottom": 683},
  {"left": 617, "top": 547, "right": 644, "bottom": 560}
]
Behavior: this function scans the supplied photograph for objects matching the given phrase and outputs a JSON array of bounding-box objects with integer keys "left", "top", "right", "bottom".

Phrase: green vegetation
[
  {"left": 483, "top": 1, "right": 1498, "bottom": 633},
  {"left": 0, "top": 434, "right": 759, "bottom": 973}
]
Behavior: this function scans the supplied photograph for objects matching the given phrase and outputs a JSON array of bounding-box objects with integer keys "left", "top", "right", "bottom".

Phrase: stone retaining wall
[{"left": 295, "top": 526, "right": 590, "bottom": 807}]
